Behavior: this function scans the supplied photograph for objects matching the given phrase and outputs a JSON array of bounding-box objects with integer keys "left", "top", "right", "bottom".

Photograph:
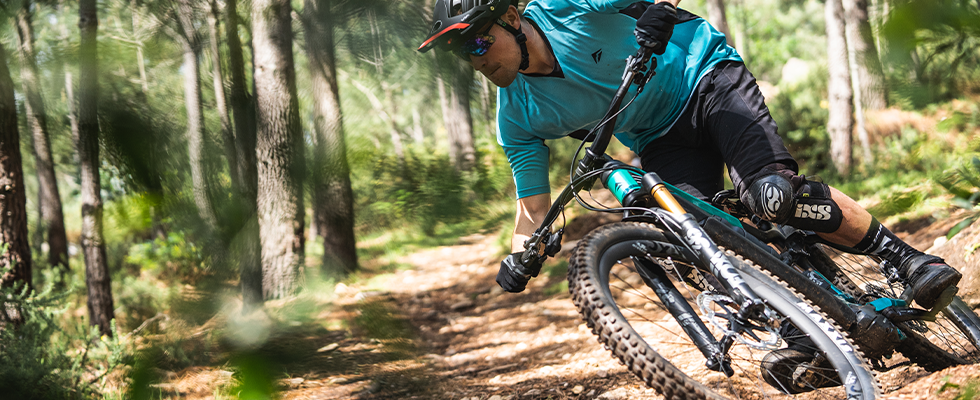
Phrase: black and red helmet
[{"left": 417, "top": 0, "right": 516, "bottom": 53}]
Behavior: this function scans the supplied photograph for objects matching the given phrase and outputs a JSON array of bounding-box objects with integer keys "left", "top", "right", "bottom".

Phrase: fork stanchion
[{"left": 642, "top": 172, "right": 686, "bottom": 215}]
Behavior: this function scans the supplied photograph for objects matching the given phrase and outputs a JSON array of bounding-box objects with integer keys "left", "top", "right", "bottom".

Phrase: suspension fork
[
  {"left": 640, "top": 173, "right": 769, "bottom": 323},
  {"left": 634, "top": 256, "right": 735, "bottom": 376}
]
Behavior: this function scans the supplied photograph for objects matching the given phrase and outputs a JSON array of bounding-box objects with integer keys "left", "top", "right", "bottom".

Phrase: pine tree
[
  {"left": 252, "top": 0, "right": 306, "bottom": 299},
  {"left": 16, "top": 0, "right": 69, "bottom": 273},
  {"left": 826, "top": 0, "right": 854, "bottom": 174},
  {"left": 78, "top": 0, "right": 115, "bottom": 336},
  {"left": 0, "top": 42, "right": 33, "bottom": 301},
  {"left": 303, "top": 0, "right": 358, "bottom": 277}
]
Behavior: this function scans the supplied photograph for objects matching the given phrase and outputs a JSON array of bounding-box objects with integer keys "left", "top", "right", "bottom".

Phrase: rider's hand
[
  {"left": 634, "top": 2, "right": 678, "bottom": 55},
  {"left": 496, "top": 252, "right": 544, "bottom": 293}
]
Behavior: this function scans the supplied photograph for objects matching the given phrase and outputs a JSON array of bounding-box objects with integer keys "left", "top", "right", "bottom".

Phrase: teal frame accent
[
  {"left": 868, "top": 298, "right": 908, "bottom": 312},
  {"left": 663, "top": 182, "right": 743, "bottom": 228},
  {"left": 606, "top": 169, "right": 641, "bottom": 204}
]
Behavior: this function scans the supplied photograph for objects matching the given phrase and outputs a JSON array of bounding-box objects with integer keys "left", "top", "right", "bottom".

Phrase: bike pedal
[
  {"left": 881, "top": 306, "right": 936, "bottom": 323},
  {"left": 924, "top": 286, "right": 958, "bottom": 318},
  {"left": 890, "top": 286, "right": 958, "bottom": 322}
]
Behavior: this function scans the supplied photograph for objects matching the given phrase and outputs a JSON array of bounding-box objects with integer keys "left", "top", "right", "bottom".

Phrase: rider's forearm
[
  {"left": 656, "top": 0, "right": 681, "bottom": 7},
  {"left": 512, "top": 193, "right": 552, "bottom": 253}
]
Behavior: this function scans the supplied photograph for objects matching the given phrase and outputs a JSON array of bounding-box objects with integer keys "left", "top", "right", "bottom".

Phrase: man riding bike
[{"left": 417, "top": 0, "right": 961, "bottom": 311}]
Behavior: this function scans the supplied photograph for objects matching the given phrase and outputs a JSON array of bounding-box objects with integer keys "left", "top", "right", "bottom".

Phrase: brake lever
[
  {"left": 544, "top": 228, "right": 564, "bottom": 257},
  {"left": 625, "top": 47, "right": 657, "bottom": 91},
  {"left": 522, "top": 233, "right": 546, "bottom": 264}
]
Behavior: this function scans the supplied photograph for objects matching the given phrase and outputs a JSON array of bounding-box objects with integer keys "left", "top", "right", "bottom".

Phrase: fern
[
  {"left": 939, "top": 156, "right": 980, "bottom": 239},
  {"left": 0, "top": 265, "right": 129, "bottom": 400}
]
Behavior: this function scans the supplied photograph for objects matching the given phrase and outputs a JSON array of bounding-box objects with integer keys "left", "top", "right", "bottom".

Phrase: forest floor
[{"left": 162, "top": 211, "right": 980, "bottom": 400}]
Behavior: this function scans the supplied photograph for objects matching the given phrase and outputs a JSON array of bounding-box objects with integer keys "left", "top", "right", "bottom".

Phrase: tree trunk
[
  {"left": 434, "top": 54, "right": 476, "bottom": 171},
  {"left": 78, "top": 0, "right": 114, "bottom": 337},
  {"left": 705, "top": 0, "right": 735, "bottom": 47},
  {"left": 842, "top": 0, "right": 881, "bottom": 168},
  {"left": 303, "top": 0, "right": 358, "bottom": 277},
  {"left": 411, "top": 108, "right": 424, "bottom": 144},
  {"left": 130, "top": 0, "right": 149, "bottom": 95},
  {"left": 226, "top": 0, "right": 262, "bottom": 307},
  {"left": 479, "top": 75, "right": 494, "bottom": 129},
  {"left": 842, "top": 0, "right": 886, "bottom": 111},
  {"left": 870, "top": 0, "right": 884, "bottom": 59},
  {"left": 383, "top": 83, "right": 406, "bottom": 159},
  {"left": 0, "top": 42, "right": 33, "bottom": 302},
  {"left": 209, "top": 0, "right": 240, "bottom": 193},
  {"left": 825, "top": 0, "right": 854, "bottom": 175},
  {"left": 175, "top": 0, "right": 220, "bottom": 234},
  {"left": 17, "top": 0, "right": 69, "bottom": 273},
  {"left": 731, "top": 2, "right": 749, "bottom": 65},
  {"left": 447, "top": 64, "right": 476, "bottom": 171},
  {"left": 252, "top": 0, "right": 305, "bottom": 299},
  {"left": 60, "top": 1, "right": 80, "bottom": 182},
  {"left": 434, "top": 52, "right": 451, "bottom": 145}
]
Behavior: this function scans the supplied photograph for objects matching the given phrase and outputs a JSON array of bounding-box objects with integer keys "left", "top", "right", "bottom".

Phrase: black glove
[
  {"left": 634, "top": 2, "right": 678, "bottom": 55},
  {"left": 496, "top": 252, "right": 544, "bottom": 293}
]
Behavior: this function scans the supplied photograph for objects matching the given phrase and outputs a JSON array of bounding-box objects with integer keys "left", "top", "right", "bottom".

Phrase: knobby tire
[{"left": 568, "top": 222, "right": 881, "bottom": 399}]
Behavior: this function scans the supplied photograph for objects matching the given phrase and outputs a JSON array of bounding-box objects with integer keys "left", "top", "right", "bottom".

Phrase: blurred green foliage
[
  {"left": 768, "top": 68, "right": 833, "bottom": 173},
  {"left": 124, "top": 232, "right": 205, "bottom": 281},
  {"left": 226, "top": 352, "right": 280, "bottom": 400},
  {"left": 939, "top": 375, "right": 980, "bottom": 399},
  {"left": 352, "top": 148, "right": 513, "bottom": 235},
  {"left": 882, "top": 0, "right": 980, "bottom": 106}
]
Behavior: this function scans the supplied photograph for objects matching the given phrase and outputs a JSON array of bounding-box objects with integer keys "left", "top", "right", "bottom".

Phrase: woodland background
[{"left": 0, "top": 0, "right": 979, "bottom": 398}]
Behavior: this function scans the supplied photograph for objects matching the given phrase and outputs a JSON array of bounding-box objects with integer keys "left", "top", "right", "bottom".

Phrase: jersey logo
[{"left": 591, "top": 49, "right": 602, "bottom": 64}]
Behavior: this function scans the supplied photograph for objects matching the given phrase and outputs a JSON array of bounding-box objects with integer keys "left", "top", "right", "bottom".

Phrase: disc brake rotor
[{"left": 697, "top": 292, "right": 782, "bottom": 350}]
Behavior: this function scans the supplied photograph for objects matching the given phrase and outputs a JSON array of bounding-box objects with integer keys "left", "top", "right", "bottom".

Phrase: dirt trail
[
  {"left": 169, "top": 220, "right": 980, "bottom": 400},
  {"left": 307, "top": 232, "right": 677, "bottom": 399}
]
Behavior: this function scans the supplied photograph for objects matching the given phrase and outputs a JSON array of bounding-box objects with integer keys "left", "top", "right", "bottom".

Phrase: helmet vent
[{"left": 432, "top": 21, "right": 442, "bottom": 31}]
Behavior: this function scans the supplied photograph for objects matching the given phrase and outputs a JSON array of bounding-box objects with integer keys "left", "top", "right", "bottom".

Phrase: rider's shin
[{"left": 852, "top": 218, "right": 961, "bottom": 309}]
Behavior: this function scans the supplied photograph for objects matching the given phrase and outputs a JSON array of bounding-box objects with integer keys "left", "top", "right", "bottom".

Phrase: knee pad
[
  {"left": 741, "top": 168, "right": 843, "bottom": 233},
  {"left": 741, "top": 170, "right": 795, "bottom": 223}
]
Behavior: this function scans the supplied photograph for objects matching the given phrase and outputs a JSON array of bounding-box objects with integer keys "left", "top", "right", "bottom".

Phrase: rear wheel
[
  {"left": 803, "top": 244, "right": 980, "bottom": 371},
  {"left": 568, "top": 222, "right": 880, "bottom": 399}
]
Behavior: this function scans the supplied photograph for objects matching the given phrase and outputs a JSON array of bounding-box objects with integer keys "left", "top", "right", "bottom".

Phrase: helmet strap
[{"left": 496, "top": 19, "right": 530, "bottom": 71}]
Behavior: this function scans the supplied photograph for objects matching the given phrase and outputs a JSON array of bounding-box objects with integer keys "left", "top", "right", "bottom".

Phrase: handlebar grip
[{"left": 521, "top": 248, "right": 537, "bottom": 265}]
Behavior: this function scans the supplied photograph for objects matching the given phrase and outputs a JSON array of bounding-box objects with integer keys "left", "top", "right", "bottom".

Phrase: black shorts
[{"left": 638, "top": 61, "right": 798, "bottom": 200}]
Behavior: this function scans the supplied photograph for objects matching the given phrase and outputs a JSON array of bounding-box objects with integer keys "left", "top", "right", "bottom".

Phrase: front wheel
[{"left": 568, "top": 222, "right": 881, "bottom": 399}]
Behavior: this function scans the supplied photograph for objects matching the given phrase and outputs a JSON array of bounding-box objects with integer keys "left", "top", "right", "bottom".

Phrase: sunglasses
[{"left": 452, "top": 33, "right": 496, "bottom": 60}]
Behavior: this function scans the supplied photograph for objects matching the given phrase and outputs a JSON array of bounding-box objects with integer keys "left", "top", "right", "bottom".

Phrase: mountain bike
[{"left": 520, "top": 46, "right": 980, "bottom": 399}]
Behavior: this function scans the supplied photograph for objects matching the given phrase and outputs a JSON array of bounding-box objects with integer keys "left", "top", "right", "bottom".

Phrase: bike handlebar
[{"left": 521, "top": 46, "right": 657, "bottom": 261}]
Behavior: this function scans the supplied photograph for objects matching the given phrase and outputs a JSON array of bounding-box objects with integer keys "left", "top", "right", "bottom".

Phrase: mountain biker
[{"left": 417, "top": 0, "right": 961, "bottom": 311}]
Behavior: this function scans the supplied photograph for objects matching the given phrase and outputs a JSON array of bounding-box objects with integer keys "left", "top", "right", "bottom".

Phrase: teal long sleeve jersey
[{"left": 496, "top": 0, "right": 741, "bottom": 199}]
